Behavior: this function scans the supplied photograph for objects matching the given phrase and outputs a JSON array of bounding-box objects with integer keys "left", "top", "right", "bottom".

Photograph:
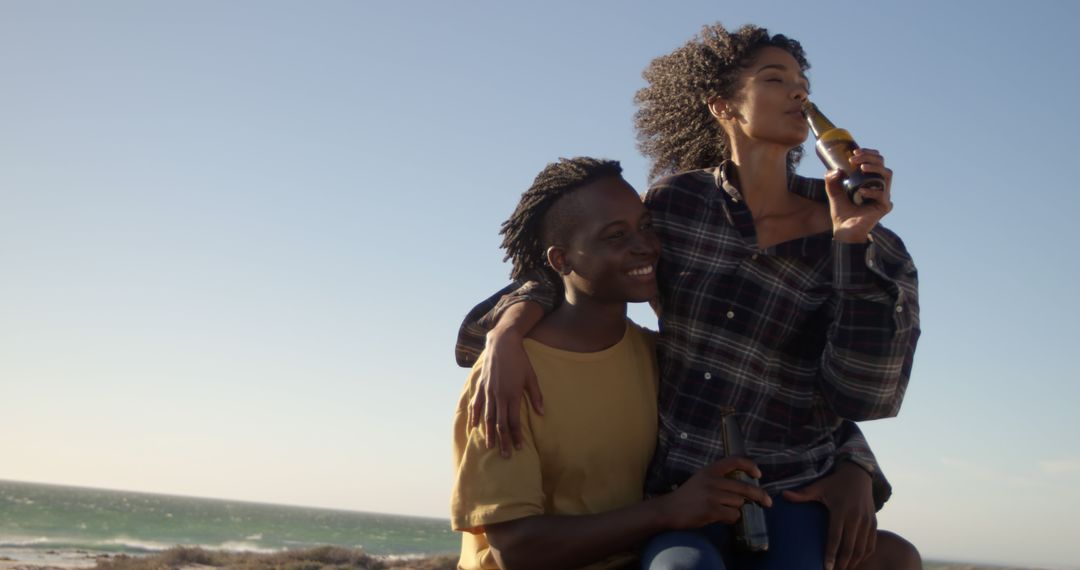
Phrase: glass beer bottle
[
  {"left": 802, "top": 100, "right": 884, "bottom": 205},
  {"left": 720, "top": 408, "right": 769, "bottom": 552}
]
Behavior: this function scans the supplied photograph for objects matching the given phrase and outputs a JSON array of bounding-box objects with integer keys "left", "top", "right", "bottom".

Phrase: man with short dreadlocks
[{"left": 451, "top": 157, "right": 771, "bottom": 570}]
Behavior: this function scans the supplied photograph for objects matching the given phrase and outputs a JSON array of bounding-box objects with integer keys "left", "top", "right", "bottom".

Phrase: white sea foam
[
  {"left": 0, "top": 534, "right": 175, "bottom": 554},
  {"left": 97, "top": 537, "right": 174, "bottom": 552},
  {"left": 201, "top": 541, "right": 279, "bottom": 554},
  {"left": 0, "top": 536, "right": 51, "bottom": 547},
  {"left": 2, "top": 535, "right": 278, "bottom": 557},
  {"left": 379, "top": 553, "right": 433, "bottom": 561}
]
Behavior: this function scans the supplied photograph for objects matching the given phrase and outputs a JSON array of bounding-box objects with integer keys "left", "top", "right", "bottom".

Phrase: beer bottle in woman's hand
[{"left": 803, "top": 100, "right": 884, "bottom": 205}]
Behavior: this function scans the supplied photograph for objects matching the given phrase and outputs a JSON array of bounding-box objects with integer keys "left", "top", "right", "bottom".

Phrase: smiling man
[{"left": 451, "top": 157, "right": 771, "bottom": 570}]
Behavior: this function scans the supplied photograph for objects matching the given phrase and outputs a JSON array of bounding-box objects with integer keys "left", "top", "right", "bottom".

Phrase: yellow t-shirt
[{"left": 451, "top": 321, "right": 658, "bottom": 570}]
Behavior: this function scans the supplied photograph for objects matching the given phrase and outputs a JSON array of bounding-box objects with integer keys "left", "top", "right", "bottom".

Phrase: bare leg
[{"left": 855, "top": 530, "right": 921, "bottom": 570}]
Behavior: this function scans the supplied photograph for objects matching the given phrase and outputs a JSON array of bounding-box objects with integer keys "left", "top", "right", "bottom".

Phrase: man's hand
[
  {"left": 656, "top": 456, "right": 773, "bottom": 530},
  {"left": 782, "top": 462, "right": 877, "bottom": 570},
  {"left": 467, "top": 326, "right": 543, "bottom": 457},
  {"left": 827, "top": 148, "right": 894, "bottom": 244}
]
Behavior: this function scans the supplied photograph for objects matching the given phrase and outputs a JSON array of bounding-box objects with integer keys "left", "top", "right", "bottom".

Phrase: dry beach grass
[{"left": 0, "top": 547, "right": 457, "bottom": 570}]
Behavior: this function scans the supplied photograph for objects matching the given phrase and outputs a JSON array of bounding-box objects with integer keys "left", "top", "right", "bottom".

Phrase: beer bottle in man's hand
[
  {"left": 720, "top": 409, "right": 769, "bottom": 552},
  {"left": 802, "top": 100, "right": 884, "bottom": 205}
]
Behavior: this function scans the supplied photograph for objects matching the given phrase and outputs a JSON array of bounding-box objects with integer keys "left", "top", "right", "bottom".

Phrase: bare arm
[
  {"left": 485, "top": 457, "right": 771, "bottom": 570},
  {"left": 473, "top": 301, "right": 544, "bottom": 456},
  {"left": 486, "top": 500, "right": 668, "bottom": 570},
  {"left": 455, "top": 275, "right": 561, "bottom": 456}
]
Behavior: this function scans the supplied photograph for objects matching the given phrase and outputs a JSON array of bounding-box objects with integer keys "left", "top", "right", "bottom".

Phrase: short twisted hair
[
  {"left": 634, "top": 23, "right": 809, "bottom": 181},
  {"left": 500, "top": 157, "right": 623, "bottom": 282}
]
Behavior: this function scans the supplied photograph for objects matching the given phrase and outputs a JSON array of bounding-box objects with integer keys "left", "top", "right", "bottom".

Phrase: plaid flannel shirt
[{"left": 456, "top": 162, "right": 920, "bottom": 509}]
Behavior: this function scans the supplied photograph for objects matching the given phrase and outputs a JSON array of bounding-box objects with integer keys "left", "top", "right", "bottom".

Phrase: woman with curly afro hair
[
  {"left": 458, "top": 23, "right": 921, "bottom": 570},
  {"left": 634, "top": 24, "right": 809, "bottom": 182}
]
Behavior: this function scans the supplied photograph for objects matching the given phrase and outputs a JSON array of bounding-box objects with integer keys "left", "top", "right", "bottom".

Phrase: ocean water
[{"left": 0, "top": 480, "right": 458, "bottom": 559}]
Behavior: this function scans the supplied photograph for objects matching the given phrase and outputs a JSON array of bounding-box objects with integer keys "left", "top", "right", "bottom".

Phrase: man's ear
[{"left": 546, "top": 245, "right": 571, "bottom": 275}]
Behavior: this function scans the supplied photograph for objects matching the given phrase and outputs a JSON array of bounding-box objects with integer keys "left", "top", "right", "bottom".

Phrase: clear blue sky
[{"left": 2, "top": 1, "right": 1078, "bottom": 567}]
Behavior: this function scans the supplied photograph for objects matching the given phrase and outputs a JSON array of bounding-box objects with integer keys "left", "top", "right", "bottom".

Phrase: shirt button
[
  {"left": 867, "top": 259, "right": 875, "bottom": 268},
  {"left": 679, "top": 432, "right": 688, "bottom": 440},
  {"left": 896, "top": 305, "right": 904, "bottom": 313},
  {"left": 704, "top": 372, "right": 712, "bottom": 380},
  {"left": 726, "top": 311, "right": 735, "bottom": 319},
  {"left": 751, "top": 254, "right": 759, "bottom": 261},
  {"left": 670, "top": 484, "right": 679, "bottom": 491}
]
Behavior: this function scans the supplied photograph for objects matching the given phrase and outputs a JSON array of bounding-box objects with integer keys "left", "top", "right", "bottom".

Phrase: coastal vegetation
[{"left": 92, "top": 546, "right": 456, "bottom": 570}]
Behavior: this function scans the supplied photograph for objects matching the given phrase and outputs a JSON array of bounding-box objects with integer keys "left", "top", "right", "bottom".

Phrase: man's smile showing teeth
[{"left": 627, "top": 266, "right": 654, "bottom": 277}]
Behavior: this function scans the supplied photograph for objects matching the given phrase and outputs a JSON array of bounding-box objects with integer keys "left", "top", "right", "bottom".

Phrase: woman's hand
[
  {"left": 468, "top": 326, "right": 543, "bottom": 457},
  {"left": 782, "top": 462, "right": 877, "bottom": 570},
  {"left": 827, "top": 148, "right": 894, "bottom": 244}
]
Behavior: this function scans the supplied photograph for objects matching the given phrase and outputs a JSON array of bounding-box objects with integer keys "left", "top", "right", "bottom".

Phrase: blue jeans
[{"left": 641, "top": 494, "right": 829, "bottom": 570}]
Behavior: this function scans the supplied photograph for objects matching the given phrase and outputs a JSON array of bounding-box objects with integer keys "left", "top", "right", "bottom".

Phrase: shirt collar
[{"left": 712, "top": 160, "right": 827, "bottom": 204}]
